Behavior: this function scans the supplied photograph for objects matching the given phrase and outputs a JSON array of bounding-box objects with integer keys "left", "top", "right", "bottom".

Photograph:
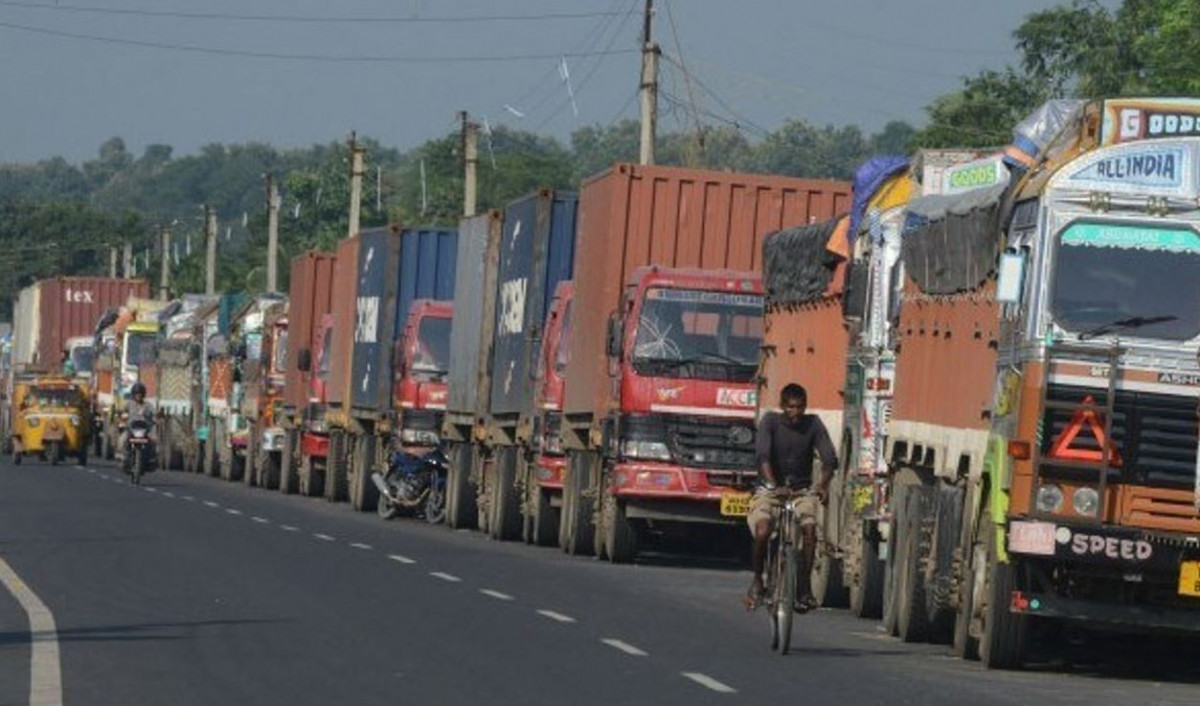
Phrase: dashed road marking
[
  {"left": 281, "top": 525, "right": 300, "bottom": 532},
  {"left": 350, "top": 542, "right": 372, "bottom": 550},
  {"left": 388, "top": 554, "right": 416, "bottom": 565},
  {"left": 602, "top": 639, "right": 648, "bottom": 657},
  {"left": 86, "top": 468, "right": 95, "bottom": 474},
  {"left": 429, "top": 572, "right": 461, "bottom": 583},
  {"left": 479, "top": 589, "right": 514, "bottom": 601},
  {"left": 162, "top": 492, "right": 175, "bottom": 498},
  {"left": 0, "top": 555, "right": 63, "bottom": 706},
  {"left": 204, "top": 501, "right": 219, "bottom": 508},
  {"left": 252, "top": 517, "right": 270, "bottom": 524},
  {"left": 144, "top": 487, "right": 157, "bottom": 493},
  {"left": 313, "top": 533, "right": 335, "bottom": 542},
  {"left": 682, "top": 672, "right": 736, "bottom": 694},
  {"left": 536, "top": 610, "right": 576, "bottom": 624},
  {"left": 225, "top": 509, "right": 243, "bottom": 516},
  {"left": 181, "top": 495, "right": 195, "bottom": 501}
]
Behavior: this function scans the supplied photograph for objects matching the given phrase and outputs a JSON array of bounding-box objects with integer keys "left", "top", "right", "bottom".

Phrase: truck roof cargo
[{"left": 564, "top": 163, "right": 852, "bottom": 418}]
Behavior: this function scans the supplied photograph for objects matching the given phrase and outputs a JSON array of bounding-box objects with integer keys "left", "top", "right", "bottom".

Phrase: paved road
[{"left": 1, "top": 459, "right": 1199, "bottom": 705}]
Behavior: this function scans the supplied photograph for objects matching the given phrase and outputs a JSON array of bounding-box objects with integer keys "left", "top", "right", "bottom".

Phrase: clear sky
[{"left": 0, "top": 0, "right": 1095, "bottom": 163}]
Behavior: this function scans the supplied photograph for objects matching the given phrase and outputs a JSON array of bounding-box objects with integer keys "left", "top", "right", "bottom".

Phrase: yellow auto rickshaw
[{"left": 11, "top": 376, "right": 90, "bottom": 466}]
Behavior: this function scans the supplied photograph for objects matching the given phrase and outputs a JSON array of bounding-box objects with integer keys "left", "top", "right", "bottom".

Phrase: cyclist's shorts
[{"left": 746, "top": 489, "right": 819, "bottom": 531}]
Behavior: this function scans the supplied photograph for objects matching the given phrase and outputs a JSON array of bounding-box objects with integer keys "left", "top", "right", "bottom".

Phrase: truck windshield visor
[
  {"left": 1051, "top": 221, "right": 1200, "bottom": 341},
  {"left": 413, "top": 316, "right": 451, "bottom": 378},
  {"left": 632, "top": 288, "right": 763, "bottom": 381}
]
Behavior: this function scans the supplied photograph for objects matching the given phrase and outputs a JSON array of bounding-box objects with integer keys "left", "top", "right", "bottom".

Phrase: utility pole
[
  {"left": 205, "top": 205, "right": 217, "bottom": 296},
  {"left": 122, "top": 242, "right": 133, "bottom": 278},
  {"left": 460, "top": 111, "right": 479, "bottom": 217},
  {"left": 159, "top": 225, "right": 171, "bottom": 301},
  {"left": 109, "top": 247, "right": 118, "bottom": 278},
  {"left": 347, "top": 133, "right": 365, "bottom": 240},
  {"left": 638, "top": 0, "right": 659, "bottom": 166},
  {"left": 266, "top": 174, "right": 280, "bottom": 293}
]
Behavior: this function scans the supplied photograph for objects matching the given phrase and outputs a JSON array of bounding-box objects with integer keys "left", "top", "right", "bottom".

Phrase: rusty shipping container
[
  {"left": 327, "top": 235, "right": 362, "bottom": 412},
  {"left": 564, "top": 163, "right": 852, "bottom": 419},
  {"left": 12, "top": 277, "right": 150, "bottom": 371},
  {"left": 284, "top": 251, "right": 337, "bottom": 411},
  {"left": 446, "top": 211, "right": 504, "bottom": 424}
]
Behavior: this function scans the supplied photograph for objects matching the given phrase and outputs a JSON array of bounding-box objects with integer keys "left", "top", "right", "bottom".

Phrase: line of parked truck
[{"left": 5, "top": 95, "right": 1200, "bottom": 669}]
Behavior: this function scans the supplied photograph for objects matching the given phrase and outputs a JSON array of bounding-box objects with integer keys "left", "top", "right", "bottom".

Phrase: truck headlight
[
  {"left": 1072, "top": 487, "right": 1100, "bottom": 517},
  {"left": 620, "top": 440, "right": 672, "bottom": 461},
  {"left": 1036, "top": 484, "right": 1064, "bottom": 513}
]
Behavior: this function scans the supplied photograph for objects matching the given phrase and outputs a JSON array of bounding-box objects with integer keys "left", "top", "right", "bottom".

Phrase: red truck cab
[
  {"left": 392, "top": 299, "right": 453, "bottom": 452},
  {"left": 301, "top": 313, "right": 335, "bottom": 464},
  {"left": 607, "top": 267, "right": 763, "bottom": 507},
  {"left": 533, "top": 282, "right": 574, "bottom": 492}
]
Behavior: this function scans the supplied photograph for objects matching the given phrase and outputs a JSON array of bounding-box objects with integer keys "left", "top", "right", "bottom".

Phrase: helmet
[{"left": 131, "top": 382, "right": 147, "bottom": 397}]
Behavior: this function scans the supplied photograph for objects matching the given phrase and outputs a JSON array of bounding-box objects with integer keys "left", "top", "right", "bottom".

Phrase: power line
[
  {"left": 0, "top": 19, "right": 639, "bottom": 63},
  {"left": 0, "top": 2, "right": 627, "bottom": 24}
]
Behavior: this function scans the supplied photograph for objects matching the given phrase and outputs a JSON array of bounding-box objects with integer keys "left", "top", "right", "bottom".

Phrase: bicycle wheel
[
  {"left": 777, "top": 541, "right": 797, "bottom": 655},
  {"left": 766, "top": 535, "right": 781, "bottom": 651}
]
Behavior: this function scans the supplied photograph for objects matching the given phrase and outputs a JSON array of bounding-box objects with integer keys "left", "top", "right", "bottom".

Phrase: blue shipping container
[
  {"left": 396, "top": 227, "right": 458, "bottom": 332},
  {"left": 488, "top": 190, "right": 577, "bottom": 418}
]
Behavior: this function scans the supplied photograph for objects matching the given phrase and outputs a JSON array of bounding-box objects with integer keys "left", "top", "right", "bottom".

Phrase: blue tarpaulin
[{"left": 847, "top": 155, "right": 909, "bottom": 246}]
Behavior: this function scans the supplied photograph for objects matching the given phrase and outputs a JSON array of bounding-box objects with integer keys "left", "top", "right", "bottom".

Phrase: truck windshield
[
  {"left": 273, "top": 329, "right": 288, "bottom": 374},
  {"left": 70, "top": 346, "right": 95, "bottom": 374},
  {"left": 124, "top": 332, "right": 158, "bottom": 368},
  {"left": 1051, "top": 221, "right": 1200, "bottom": 341},
  {"left": 317, "top": 328, "right": 332, "bottom": 381},
  {"left": 30, "top": 387, "right": 81, "bottom": 408},
  {"left": 413, "top": 316, "right": 451, "bottom": 379},
  {"left": 632, "top": 288, "right": 763, "bottom": 382}
]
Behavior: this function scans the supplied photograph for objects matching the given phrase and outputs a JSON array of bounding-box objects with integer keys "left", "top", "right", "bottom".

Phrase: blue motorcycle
[{"left": 373, "top": 446, "right": 448, "bottom": 524}]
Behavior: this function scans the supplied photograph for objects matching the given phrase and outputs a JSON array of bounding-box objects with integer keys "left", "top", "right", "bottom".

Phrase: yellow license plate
[
  {"left": 1179, "top": 561, "right": 1200, "bottom": 597},
  {"left": 720, "top": 491, "right": 752, "bottom": 517}
]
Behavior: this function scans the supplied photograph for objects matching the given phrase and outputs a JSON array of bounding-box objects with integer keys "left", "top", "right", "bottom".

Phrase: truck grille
[
  {"left": 1043, "top": 384, "right": 1198, "bottom": 488},
  {"left": 665, "top": 416, "right": 756, "bottom": 470}
]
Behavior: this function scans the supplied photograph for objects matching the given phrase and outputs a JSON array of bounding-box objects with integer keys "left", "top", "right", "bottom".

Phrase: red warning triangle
[{"left": 1047, "top": 395, "right": 1123, "bottom": 466}]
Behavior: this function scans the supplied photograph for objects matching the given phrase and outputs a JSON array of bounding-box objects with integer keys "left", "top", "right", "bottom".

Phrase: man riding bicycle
[{"left": 747, "top": 383, "right": 837, "bottom": 612}]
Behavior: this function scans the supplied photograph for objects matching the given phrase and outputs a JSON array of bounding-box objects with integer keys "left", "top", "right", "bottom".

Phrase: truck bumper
[
  {"left": 534, "top": 455, "right": 567, "bottom": 491},
  {"left": 301, "top": 432, "right": 328, "bottom": 459},
  {"left": 609, "top": 461, "right": 751, "bottom": 526},
  {"left": 1011, "top": 591, "right": 1200, "bottom": 632}
]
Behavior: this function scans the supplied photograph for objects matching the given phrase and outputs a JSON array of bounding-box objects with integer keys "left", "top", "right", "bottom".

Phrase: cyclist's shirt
[{"left": 755, "top": 411, "right": 837, "bottom": 488}]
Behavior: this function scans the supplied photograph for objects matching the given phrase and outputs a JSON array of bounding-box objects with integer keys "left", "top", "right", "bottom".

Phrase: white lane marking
[
  {"left": 0, "top": 556, "right": 64, "bottom": 706},
  {"left": 601, "top": 639, "right": 648, "bottom": 657},
  {"left": 144, "top": 487, "right": 157, "bottom": 493},
  {"left": 225, "top": 509, "right": 243, "bottom": 516},
  {"left": 74, "top": 465, "right": 86, "bottom": 470},
  {"left": 536, "top": 610, "right": 576, "bottom": 624},
  {"left": 349, "top": 542, "right": 372, "bottom": 550},
  {"left": 181, "top": 495, "right": 195, "bottom": 501},
  {"left": 388, "top": 554, "right": 416, "bottom": 565},
  {"left": 162, "top": 492, "right": 175, "bottom": 498},
  {"left": 86, "top": 468, "right": 95, "bottom": 474},
  {"left": 281, "top": 525, "right": 300, "bottom": 532},
  {"left": 252, "top": 517, "right": 270, "bottom": 524},
  {"left": 479, "top": 589, "right": 514, "bottom": 601},
  {"left": 682, "top": 673, "right": 737, "bottom": 694},
  {"left": 204, "top": 501, "right": 219, "bottom": 508},
  {"left": 313, "top": 533, "right": 335, "bottom": 542},
  {"left": 429, "top": 572, "right": 461, "bottom": 583}
]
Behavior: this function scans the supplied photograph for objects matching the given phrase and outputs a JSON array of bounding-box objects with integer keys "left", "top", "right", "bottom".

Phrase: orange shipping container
[{"left": 285, "top": 251, "right": 337, "bottom": 411}]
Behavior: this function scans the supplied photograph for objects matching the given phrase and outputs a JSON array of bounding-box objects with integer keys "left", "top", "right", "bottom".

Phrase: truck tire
[
  {"left": 881, "top": 482, "right": 907, "bottom": 636},
  {"left": 897, "top": 484, "right": 934, "bottom": 643},
  {"left": 561, "top": 451, "right": 596, "bottom": 556},
  {"left": 850, "top": 521, "right": 885, "bottom": 619},
  {"left": 325, "top": 431, "right": 348, "bottom": 503},
  {"left": 979, "top": 546, "right": 1029, "bottom": 669},
  {"left": 349, "top": 433, "right": 379, "bottom": 512},
  {"left": 243, "top": 437, "right": 257, "bottom": 487},
  {"left": 261, "top": 450, "right": 281, "bottom": 490},
  {"left": 299, "top": 454, "right": 325, "bottom": 497},
  {"left": 203, "top": 429, "right": 218, "bottom": 477},
  {"left": 279, "top": 431, "right": 297, "bottom": 495},
  {"left": 813, "top": 502, "right": 850, "bottom": 608},
  {"left": 445, "top": 442, "right": 476, "bottom": 529},
  {"left": 601, "top": 488, "right": 637, "bottom": 564},
  {"left": 489, "top": 447, "right": 522, "bottom": 541},
  {"left": 927, "top": 485, "right": 965, "bottom": 644},
  {"left": 526, "top": 473, "right": 558, "bottom": 547}
]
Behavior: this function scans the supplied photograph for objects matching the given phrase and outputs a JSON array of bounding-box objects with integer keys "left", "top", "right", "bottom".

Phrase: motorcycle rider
[{"left": 117, "top": 382, "right": 154, "bottom": 464}]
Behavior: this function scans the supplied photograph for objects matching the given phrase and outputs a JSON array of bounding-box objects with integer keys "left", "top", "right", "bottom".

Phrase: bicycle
[{"left": 764, "top": 488, "right": 814, "bottom": 655}]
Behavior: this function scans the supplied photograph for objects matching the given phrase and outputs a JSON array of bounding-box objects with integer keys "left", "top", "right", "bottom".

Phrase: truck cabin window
[
  {"left": 1051, "top": 222, "right": 1200, "bottom": 341},
  {"left": 125, "top": 333, "right": 158, "bottom": 368},
  {"left": 273, "top": 329, "right": 289, "bottom": 374},
  {"left": 554, "top": 300, "right": 574, "bottom": 376},
  {"left": 412, "top": 316, "right": 452, "bottom": 380},
  {"left": 70, "top": 346, "right": 95, "bottom": 374},
  {"left": 632, "top": 288, "right": 763, "bottom": 381}
]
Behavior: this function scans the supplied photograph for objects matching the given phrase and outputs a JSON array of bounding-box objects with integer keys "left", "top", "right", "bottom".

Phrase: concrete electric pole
[
  {"left": 639, "top": 0, "right": 659, "bottom": 166},
  {"left": 460, "top": 111, "right": 479, "bottom": 217},
  {"left": 159, "top": 226, "right": 171, "bottom": 301},
  {"left": 347, "top": 133, "right": 365, "bottom": 241},
  {"left": 266, "top": 174, "right": 280, "bottom": 293},
  {"left": 205, "top": 205, "right": 217, "bottom": 296}
]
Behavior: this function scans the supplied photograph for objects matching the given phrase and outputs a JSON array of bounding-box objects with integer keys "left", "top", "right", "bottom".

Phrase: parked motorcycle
[
  {"left": 372, "top": 447, "right": 447, "bottom": 524},
  {"left": 124, "top": 417, "right": 156, "bottom": 485}
]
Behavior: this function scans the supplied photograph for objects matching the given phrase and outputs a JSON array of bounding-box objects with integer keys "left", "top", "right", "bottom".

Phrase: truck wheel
[
  {"left": 812, "top": 505, "right": 850, "bottom": 608},
  {"left": 897, "top": 485, "right": 934, "bottom": 643},
  {"left": 349, "top": 433, "right": 379, "bottom": 512},
  {"left": 530, "top": 483, "right": 559, "bottom": 547},
  {"left": 78, "top": 447, "right": 88, "bottom": 468},
  {"left": 262, "top": 451, "right": 281, "bottom": 490},
  {"left": 979, "top": 546, "right": 1029, "bottom": 669},
  {"left": 850, "top": 521, "right": 885, "bottom": 619},
  {"left": 242, "top": 436, "right": 257, "bottom": 487},
  {"left": 325, "top": 431, "right": 348, "bottom": 503},
  {"left": 562, "top": 451, "right": 596, "bottom": 556},
  {"left": 927, "top": 485, "right": 965, "bottom": 644},
  {"left": 279, "top": 432, "right": 297, "bottom": 495},
  {"left": 489, "top": 447, "right": 522, "bottom": 541},
  {"left": 602, "top": 490, "right": 637, "bottom": 564},
  {"left": 445, "top": 443, "right": 477, "bottom": 529},
  {"left": 881, "top": 483, "right": 907, "bottom": 636}
]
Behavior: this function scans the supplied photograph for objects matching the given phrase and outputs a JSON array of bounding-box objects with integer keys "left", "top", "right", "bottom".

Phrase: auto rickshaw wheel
[{"left": 13, "top": 451, "right": 21, "bottom": 466}]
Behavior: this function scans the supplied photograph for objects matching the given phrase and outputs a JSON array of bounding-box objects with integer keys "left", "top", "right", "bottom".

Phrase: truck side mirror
[
  {"left": 606, "top": 313, "right": 623, "bottom": 360},
  {"left": 996, "top": 250, "right": 1027, "bottom": 305},
  {"left": 297, "top": 347, "right": 312, "bottom": 373}
]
